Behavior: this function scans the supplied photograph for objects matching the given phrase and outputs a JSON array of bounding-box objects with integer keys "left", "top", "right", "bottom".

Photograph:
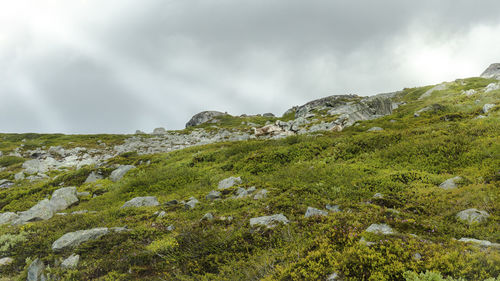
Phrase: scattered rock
[
  {"left": 77, "top": 191, "right": 90, "bottom": 198},
  {"left": 135, "top": 130, "right": 146, "bottom": 135},
  {"left": 304, "top": 207, "right": 328, "bottom": 218},
  {"left": 458, "top": 238, "right": 500, "bottom": 248},
  {"left": 439, "top": 176, "right": 463, "bottom": 189},
  {"left": 0, "top": 257, "right": 13, "bottom": 267},
  {"left": 61, "top": 254, "right": 80, "bottom": 269},
  {"left": 249, "top": 214, "right": 289, "bottom": 228},
  {"left": 367, "top": 127, "right": 384, "bottom": 132},
  {"left": 15, "top": 172, "right": 25, "bottom": 180},
  {"left": 484, "top": 83, "right": 500, "bottom": 92},
  {"left": 109, "top": 165, "right": 135, "bottom": 182},
  {"left": 186, "top": 111, "right": 226, "bottom": 128},
  {"left": 0, "top": 179, "right": 14, "bottom": 189},
  {"left": 121, "top": 196, "right": 159, "bottom": 208},
  {"left": 164, "top": 200, "right": 179, "bottom": 206},
  {"left": 27, "top": 258, "right": 46, "bottom": 281},
  {"left": 365, "top": 223, "right": 395, "bottom": 235},
  {"left": 373, "top": 193, "right": 384, "bottom": 199},
  {"left": 206, "top": 190, "right": 222, "bottom": 200},
  {"left": 263, "top": 113, "right": 275, "bottom": 117},
  {"left": 52, "top": 228, "right": 110, "bottom": 252},
  {"left": 157, "top": 211, "right": 166, "bottom": 218},
  {"left": 326, "top": 272, "right": 341, "bottom": 281},
  {"left": 234, "top": 186, "right": 257, "bottom": 199},
  {"left": 84, "top": 172, "right": 103, "bottom": 183},
  {"left": 414, "top": 104, "right": 444, "bottom": 117},
  {"left": 13, "top": 199, "right": 54, "bottom": 225},
  {"left": 218, "top": 176, "right": 242, "bottom": 189},
  {"left": 49, "top": 186, "right": 79, "bottom": 212},
  {"left": 185, "top": 197, "right": 199, "bottom": 209},
  {"left": 201, "top": 212, "right": 214, "bottom": 221},
  {"left": 0, "top": 212, "right": 19, "bottom": 225},
  {"left": 480, "top": 63, "right": 500, "bottom": 80},
  {"left": 325, "top": 204, "right": 340, "bottom": 212},
  {"left": 483, "top": 104, "right": 495, "bottom": 114},
  {"left": 413, "top": 253, "right": 422, "bottom": 261},
  {"left": 253, "top": 189, "right": 268, "bottom": 200},
  {"left": 462, "top": 89, "right": 476, "bottom": 96},
  {"left": 167, "top": 225, "right": 175, "bottom": 231},
  {"left": 456, "top": 208, "right": 489, "bottom": 224},
  {"left": 254, "top": 124, "right": 287, "bottom": 137}
]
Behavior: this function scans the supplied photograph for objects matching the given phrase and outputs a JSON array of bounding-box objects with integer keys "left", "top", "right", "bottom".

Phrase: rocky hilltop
[{"left": 0, "top": 65, "right": 499, "bottom": 281}]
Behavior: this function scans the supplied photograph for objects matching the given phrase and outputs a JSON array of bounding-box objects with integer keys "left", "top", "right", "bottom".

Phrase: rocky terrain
[{"left": 0, "top": 64, "right": 499, "bottom": 280}]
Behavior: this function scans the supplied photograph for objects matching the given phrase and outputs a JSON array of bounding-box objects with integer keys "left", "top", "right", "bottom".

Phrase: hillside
[{"left": 0, "top": 69, "right": 499, "bottom": 280}]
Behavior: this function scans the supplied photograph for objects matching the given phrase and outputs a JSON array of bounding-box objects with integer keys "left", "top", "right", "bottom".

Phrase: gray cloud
[{"left": 1, "top": 0, "right": 500, "bottom": 133}]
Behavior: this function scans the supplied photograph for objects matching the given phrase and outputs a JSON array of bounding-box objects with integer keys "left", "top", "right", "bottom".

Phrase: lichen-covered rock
[
  {"left": 186, "top": 111, "right": 226, "bottom": 128},
  {"left": 13, "top": 199, "right": 54, "bottom": 225},
  {"left": 0, "top": 179, "right": 14, "bottom": 189},
  {"left": 85, "top": 172, "right": 103, "bottom": 183},
  {"left": 365, "top": 223, "right": 395, "bottom": 235},
  {"left": 0, "top": 212, "right": 19, "bottom": 225},
  {"left": 418, "top": 83, "right": 448, "bottom": 100},
  {"left": 304, "top": 207, "right": 328, "bottom": 218},
  {"left": 109, "top": 165, "right": 135, "bottom": 182},
  {"left": 0, "top": 257, "right": 13, "bottom": 267},
  {"left": 152, "top": 127, "right": 168, "bottom": 135},
  {"left": 253, "top": 189, "right": 268, "bottom": 200},
  {"left": 206, "top": 190, "right": 221, "bottom": 200},
  {"left": 218, "top": 176, "right": 242, "bottom": 189},
  {"left": 184, "top": 197, "right": 199, "bottom": 209},
  {"left": 27, "top": 258, "right": 46, "bottom": 281},
  {"left": 439, "top": 176, "right": 463, "bottom": 190},
  {"left": 201, "top": 212, "right": 214, "bottom": 221},
  {"left": 61, "top": 254, "right": 80, "bottom": 269},
  {"left": 485, "top": 83, "right": 500, "bottom": 92},
  {"left": 49, "top": 186, "right": 79, "bottom": 212},
  {"left": 480, "top": 63, "right": 500, "bottom": 80},
  {"left": 367, "top": 127, "right": 384, "bottom": 132},
  {"left": 458, "top": 238, "right": 500, "bottom": 248},
  {"left": 52, "top": 228, "right": 109, "bottom": 252},
  {"left": 249, "top": 214, "right": 289, "bottom": 228},
  {"left": 121, "top": 196, "right": 159, "bottom": 208},
  {"left": 483, "top": 104, "right": 495, "bottom": 114},
  {"left": 456, "top": 208, "right": 489, "bottom": 224}
]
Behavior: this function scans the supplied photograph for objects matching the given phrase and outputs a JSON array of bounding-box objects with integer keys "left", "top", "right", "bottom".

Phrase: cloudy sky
[{"left": 1, "top": 0, "right": 500, "bottom": 134}]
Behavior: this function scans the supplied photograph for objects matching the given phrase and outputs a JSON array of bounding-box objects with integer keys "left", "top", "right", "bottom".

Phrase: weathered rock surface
[
  {"left": 218, "top": 176, "right": 242, "bottom": 189},
  {"left": 27, "top": 258, "right": 46, "bottom": 281},
  {"left": 121, "top": 196, "right": 159, "bottom": 208},
  {"left": 49, "top": 186, "right": 79, "bottom": 212},
  {"left": 480, "top": 63, "right": 500, "bottom": 80},
  {"left": 439, "top": 176, "right": 463, "bottom": 190},
  {"left": 304, "top": 207, "right": 328, "bottom": 218},
  {"left": 456, "top": 209, "right": 489, "bottom": 224},
  {"left": 206, "top": 190, "right": 222, "bottom": 200},
  {"left": 326, "top": 204, "right": 341, "bottom": 212},
  {"left": 85, "top": 172, "right": 103, "bottom": 183},
  {"left": 152, "top": 127, "right": 167, "bottom": 135},
  {"left": 52, "top": 228, "right": 110, "bottom": 252},
  {"left": 483, "top": 104, "right": 495, "bottom": 114},
  {"left": 110, "top": 165, "right": 135, "bottom": 182},
  {"left": 458, "top": 238, "right": 500, "bottom": 248},
  {"left": 367, "top": 126, "right": 383, "bottom": 132},
  {"left": 0, "top": 179, "right": 14, "bottom": 189},
  {"left": 253, "top": 189, "right": 268, "bottom": 200},
  {"left": 419, "top": 83, "right": 448, "bottom": 100},
  {"left": 0, "top": 212, "right": 19, "bottom": 225},
  {"left": 0, "top": 257, "right": 13, "bottom": 267},
  {"left": 61, "top": 253, "right": 80, "bottom": 269},
  {"left": 186, "top": 111, "right": 227, "bottom": 128},
  {"left": 250, "top": 214, "right": 289, "bottom": 228},
  {"left": 485, "top": 83, "right": 500, "bottom": 93},
  {"left": 184, "top": 197, "right": 199, "bottom": 209},
  {"left": 14, "top": 199, "right": 54, "bottom": 225},
  {"left": 234, "top": 186, "right": 256, "bottom": 199},
  {"left": 201, "top": 212, "right": 214, "bottom": 221},
  {"left": 365, "top": 223, "right": 395, "bottom": 235},
  {"left": 326, "top": 272, "right": 341, "bottom": 281}
]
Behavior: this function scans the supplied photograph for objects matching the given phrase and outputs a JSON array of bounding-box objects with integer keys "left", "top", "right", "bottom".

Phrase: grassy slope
[{"left": 0, "top": 78, "right": 499, "bottom": 281}]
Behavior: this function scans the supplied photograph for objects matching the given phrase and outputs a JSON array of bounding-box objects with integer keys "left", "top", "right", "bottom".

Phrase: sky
[{"left": 1, "top": 0, "right": 500, "bottom": 134}]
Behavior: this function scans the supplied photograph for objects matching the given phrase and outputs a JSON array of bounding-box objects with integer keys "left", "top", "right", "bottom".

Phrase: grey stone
[
  {"left": 413, "top": 253, "right": 422, "bottom": 261},
  {"left": 27, "top": 258, "right": 46, "bottom": 281},
  {"left": 263, "top": 113, "right": 275, "bottom": 117},
  {"left": 419, "top": 83, "right": 448, "bottom": 100},
  {"left": 0, "top": 257, "right": 13, "bottom": 267},
  {"left": 326, "top": 272, "right": 341, "bottom": 281},
  {"left": 135, "top": 130, "right": 146, "bottom": 135},
  {"left": 157, "top": 211, "right": 166, "bottom": 218},
  {"left": 0, "top": 180, "right": 14, "bottom": 189},
  {"left": 121, "top": 196, "right": 159, "bottom": 208},
  {"left": 201, "top": 212, "right": 214, "bottom": 221},
  {"left": 14, "top": 199, "right": 54, "bottom": 225},
  {"left": 164, "top": 200, "right": 178, "bottom": 206},
  {"left": 49, "top": 186, "right": 79, "bottom": 212},
  {"left": 84, "top": 172, "right": 103, "bottom": 183},
  {"left": 167, "top": 225, "right": 175, "bottom": 231},
  {"left": 253, "top": 189, "right": 268, "bottom": 200},
  {"left": 152, "top": 127, "right": 168, "bottom": 135},
  {"left": 463, "top": 89, "right": 476, "bottom": 96},
  {"left": 206, "top": 190, "right": 222, "bottom": 200},
  {"left": 77, "top": 192, "right": 90, "bottom": 197},
  {"left": 484, "top": 83, "right": 500, "bottom": 92},
  {"left": 185, "top": 197, "right": 199, "bottom": 209},
  {"left": 15, "top": 172, "right": 25, "bottom": 180},
  {"left": 304, "top": 207, "right": 328, "bottom": 218},
  {"left": 218, "top": 176, "right": 242, "bottom": 189},
  {"left": 458, "top": 238, "right": 500, "bottom": 248},
  {"left": 456, "top": 208, "right": 489, "bottom": 224},
  {"left": 249, "top": 214, "right": 289, "bottom": 228},
  {"left": 61, "top": 254, "right": 80, "bottom": 269},
  {"left": 365, "top": 223, "right": 395, "bottom": 235},
  {"left": 325, "top": 204, "right": 340, "bottom": 212},
  {"left": 373, "top": 193, "right": 384, "bottom": 199},
  {"left": 109, "top": 165, "right": 135, "bottom": 182},
  {"left": 483, "top": 104, "right": 495, "bottom": 114},
  {"left": 52, "top": 227, "right": 109, "bottom": 252},
  {"left": 439, "top": 176, "right": 463, "bottom": 189},
  {"left": 480, "top": 63, "right": 500, "bottom": 80},
  {"left": 0, "top": 212, "right": 19, "bottom": 225},
  {"left": 186, "top": 111, "right": 226, "bottom": 128},
  {"left": 367, "top": 127, "right": 384, "bottom": 132}
]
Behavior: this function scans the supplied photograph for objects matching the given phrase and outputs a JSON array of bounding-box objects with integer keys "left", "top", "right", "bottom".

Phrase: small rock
[
  {"left": 27, "top": 258, "right": 46, "bottom": 281},
  {"left": 439, "top": 176, "right": 463, "bottom": 189},
  {"left": 49, "top": 186, "right": 79, "bottom": 212},
  {"left": 121, "top": 196, "right": 159, "bottom": 208},
  {"left": 206, "top": 190, "right": 221, "bottom": 200},
  {"left": 0, "top": 212, "right": 19, "bottom": 225},
  {"left": 52, "top": 228, "right": 109, "bottom": 252},
  {"left": 71, "top": 210, "right": 88, "bottom": 215},
  {"left": 0, "top": 180, "right": 14, "bottom": 189},
  {"left": 15, "top": 172, "right": 25, "bottom": 180},
  {"left": 249, "top": 214, "right": 289, "bottom": 228},
  {"left": 218, "top": 176, "right": 242, "bottom": 189},
  {"left": 201, "top": 212, "right": 214, "bottom": 221},
  {"left": 253, "top": 189, "right": 268, "bottom": 200},
  {"left": 185, "top": 197, "right": 199, "bottom": 209},
  {"left": 157, "top": 211, "right": 166, "bottom": 218},
  {"left": 413, "top": 253, "right": 422, "bottom": 261},
  {"left": 77, "top": 191, "right": 91, "bottom": 197},
  {"left": 365, "top": 223, "right": 395, "bottom": 235},
  {"left": 373, "top": 193, "right": 384, "bottom": 199},
  {"left": 61, "top": 254, "right": 80, "bottom": 269},
  {"left": 367, "top": 127, "right": 384, "bottom": 132},
  {"left": 109, "top": 165, "right": 135, "bottom": 182},
  {"left": 456, "top": 208, "right": 489, "bottom": 224},
  {"left": 164, "top": 200, "right": 178, "bottom": 206},
  {"left": 84, "top": 172, "right": 103, "bottom": 183},
  {"left": 326, "top": 272, "right": 341, "bottom": 281},
  {"left": 463, "top": 89, "right": 476, "bottom": 96},
  {"left": 325, "top": 204, "right": 340, "bottom": 212},
  {"left": 484, "top": 83, "right": 500, "bottom": 92},
  {"left": 0, "top": 257, "right": 13, "bottom": 266},
  {"left": 304, "top": 207, "right": 328, "bottom": 218},
  {"left": 483, "top": 104, "right": 495, "bottom": 114},
  {"left": 458, "top": 238, "right": 500, "bottom": 248},
  {"left": 167, "top": 225, "right": 175, "bottom": 231}
]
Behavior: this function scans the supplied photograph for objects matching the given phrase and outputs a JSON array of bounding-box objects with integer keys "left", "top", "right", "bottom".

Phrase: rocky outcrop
[
  {"left": 456, "top": 209, "right": 489, "bottom": 224},
  {"left": 110, "top": 165, "right": 135, "bottom": 182},
  {"left": 186, "top": 111, "right": 227, "bottom": 128},
  {"left": 365, "top": 223, "right": 395, "bottom": 235},
  {"left": 485, "top": 83, "right": 500, "bottom": 93},
  {"left": 52, "top": 228, "right": 110, "bottom": 252},
  {"left": 14, "top": 199, "right": 54, "bottom": 224},
  {"left": 480, "top": 63, "right": 500, "bottom": 80},
  {"left": 249, "top": 214, "right": 289, "bottom": 228},
  {"left": 121, "top": 196, "right": 159, "bottom": 208},
  {"left": 253, "top": 189, "right": 268, "bottom": 200},
  {"left": 0, "top": 212, "right": 19, "bottom": 225},
  {"left": 218, "top": 176, "right": 242, "bottom": 189},
  {"left": 85, "top": 172, "right": 103, "bottom": 183}
]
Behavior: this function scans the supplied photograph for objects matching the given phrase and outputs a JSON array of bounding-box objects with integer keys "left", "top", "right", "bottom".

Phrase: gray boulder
[
  {"left": 304, "top": 207, "right": 328, "bottom": 218},
  {"left": 0, "top": 257, "right": 13, "bottom": 267},
  {"left": 49, "top": 186, "right": 79, "bottom": 212},
  {"left": 367, "top": 127, "right": 384, "bottom": 132},
  {"left": 365, "top": 223, "right": 395, "bottom": 235},
  {"left": 253, "top": 189, "right": 268, "bottom": 200},
  {"left": 485, "top": 83, "right": 500, "bottom": 92},
  {"left": 456, "top": 208, "right": 490, "bottom": 224},
  {"left": 439, "top": 176, "right": 463, "bottom": 189},
  {"left": 483, "top": 104, "right": 495, "bottom": 114},
  {"left": 480, "top": 63, "right": 500, "bottom": 80},
  {"left": 52, "top": 228, "right": 109, "bottom": 252},
  {"left": 218, "top": 176, "right": 242, "bottom": 190},
  {"left": 200, "top": 212, "right": 214, "bottom": 221},
  {"left": 206, "top": 190, "right": 221, "bottom": 200},
  {"left": 234, "top": 186, "right": 256, "bottom": 199},
  {"left": 27, "top": 258, "right": 46, "bottom": 281},
  {"left": 84, "top": 172, "right": 103, "bottom": 183},
  {"left": 61, "top": 254, "right": 80, "bottom": 269},
  {"left": 14, "top": 199, "right": 54, "bottom": 225},
  {"left": 186, "top": 111, "right": 226, "bottom": 128},
  {"left": 249, "top": 214, "right": 289, "bottom": 228},
  {"left": 109, "top": 165, "right": 135, "bottom": 182},
  {"left": 458, "top": 238, "right": 500, "bottom": 248},
  {"left": 121, "top": 196, "right": 159, "bottom": 208},
  {"left": 0, "top": 212, "right": 19, "bottom": 225},
  {"left": 184, "top": 197, "right": 199, "bottom": 209}
]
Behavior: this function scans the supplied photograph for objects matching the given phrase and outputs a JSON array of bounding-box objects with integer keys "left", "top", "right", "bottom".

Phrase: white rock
[
  {"left": 218, "top": 176, "right": 242, "bottom": 189},
  {"left": 121, "top": 196, "right": 159, "bottom": 208},
  {"left": 365, "top": 223, "right": 395, "bottom": 235},
  {"left": 0, "top": 212, "right": 19, "bottom": 225},
  {"left": 439, "top": 176, "right": 463, "bottom": 190},
  {"left": 109, "top": 165, "right": 135, "bottom": 182},
  {"left": 250, "top": 214, "right": 289, "bottom": 228},
  {"left": 52, "top": 228, "right": 109, "bottom": 252},
  {"left": 458, "top": 238, "right": 500, "bottom": 248},
  {"left": 304, "top": 207, "right": 328, "bottom": 218},
  {"left": 484, "top": 83, "right": 500, "bottom": 92},
  {"left": 483, "top": 104, "right": 495, "bottom": 114},
  {"left": 0, "top": 257, "right": 13, "bottom": 267},
  {"left": 61, "top": 254, "right": 80, "bottom": 269}
]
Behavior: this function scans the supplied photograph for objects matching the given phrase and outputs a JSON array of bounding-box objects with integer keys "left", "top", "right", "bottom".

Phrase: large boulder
[
  {"left": 13, "top": 199, "right": 54, "bottom": 225},
  {"left": 52, "top": 228, "right": 109, "bottom": 252},
  {"left": 0, "top": 212, "right": 19, "bottom": 225},
  {"left": 456, "top": 208, "right": 489, "bottom": 224},
  {"left": 49, "top": 186, "right": 79, "bottom": 212},
  {"left": 480, "top": 63, "right": 500, "bottom": 80},
  {"left": 27, "top": 258, "right": 46, "bottom": 281},
  {"left": 121, "top": 196, "right": 159, "bottom": 208},
  {"left": 152, "top": 127, "right": 167, "bottom": 135},
  {"left": 109, "top": 165, "right": 135, "bottom": 182},
  {"left": 186, "top": 111, "right": 227, "bottom": 128},
  {"left": 218, "top": 176, "right": 242, "bottom": 190},
  {"left": 439, "top": 176, "right": 463, "bottom": 190},
  {"left": 249, "top": 214, "right": 289, "bottom": 228},
  {"left": 365, "top": 223, "right": 395, "bottom": 235}
]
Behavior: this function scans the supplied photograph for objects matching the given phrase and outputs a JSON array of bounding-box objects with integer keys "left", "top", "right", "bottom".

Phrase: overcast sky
[{"left": 1, "top": 0, "right": 499, "bottom": 134}]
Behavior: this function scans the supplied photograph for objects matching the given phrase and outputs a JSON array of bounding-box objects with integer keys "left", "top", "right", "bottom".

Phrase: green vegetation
[{"left": 0, "top": 77, "right": 499, "bottom": 280}]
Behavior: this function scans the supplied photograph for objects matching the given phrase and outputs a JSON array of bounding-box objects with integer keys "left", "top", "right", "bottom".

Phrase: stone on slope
[
  {"left": 85, "top": 172, "right": 103, "bottom": 183},
  {"left": 152, "top": 127, "right": 167, "bottom": 135},
  {"left": 249, "top": 214, "right": 289, "bottom": 228},
  {"left": 109, "top": 165, "right": 135, "bottom": 182},
  {"left": 439, "top": 176, "right": 463, "bottom": 190},
  {"left": 304, "top": 207, "right": 328, "bottom": 218},
  {"left": 0, "top": 257, "right": 13, "bottom": 267},
  {"left": 27, "top": 258, "right": 46, "bottom": 281},
  {"left": 200, "top": 212, "right": 214, "bottom": 221},
  {"left": 253, "top": 189, "right": 268, "bottom": 200},
  {"left": 14, "top": 199, "right": 54, "bottom": 225},
  {"left": 206, "top": 190, "right": 221, "bottom": 200},
  {"left": 326, "top": 204, "right": 341, "bottom": 212},
  {"left": 121, "top": 196, "right": 159, "bottom": 208},
  {"left": 52, "top": 228, "right": 109, "bottom": 252},
  {"left": 367, "top": 127, "right": 384, "bottom": 132},
  {"left": 15, "top": 172, "right": 25, "bottom": 180},
  {"left": 458, "top": 238, "right": 500, "bottom": 248},
  {"left": 456, "top": 209, "right": 489, "bottom": 224},
  {"left": 186, "top": 111, "right": 226, "bottom": 128},
  {"left": 185, "top": 197, "right": 199, "bottom": 209},
  {"left": 61, "top": 253, "right": 80, "bottom": 269},
  {"left": 49, "top": 186, "right": 79, "bottom": 212},
  {"left": 218, "top": 176, "right": 242, "bottom": 190},
  {"left": 483, "top": 104, "right": 495, "bottom": 114},
  {"left": 485, "top": 83, "right": 500, "bottom": 92},
  {"left": 419, "top": 83, "right": 448, "bottom": 100},
  {"left": 480, "top": 63, "right": 500, "bottom": 80},
  {"left": 0, "top": 179, "right": 14, "bottom": 189},
  {"left": 365, "top": 223, "right": 395, "bottom": 235},
  {"left": 0, "top": 212, "right": 19, "bottom": 225},
  {"left": 326, "top": 272, "right": 341, "bottom": 281}
]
